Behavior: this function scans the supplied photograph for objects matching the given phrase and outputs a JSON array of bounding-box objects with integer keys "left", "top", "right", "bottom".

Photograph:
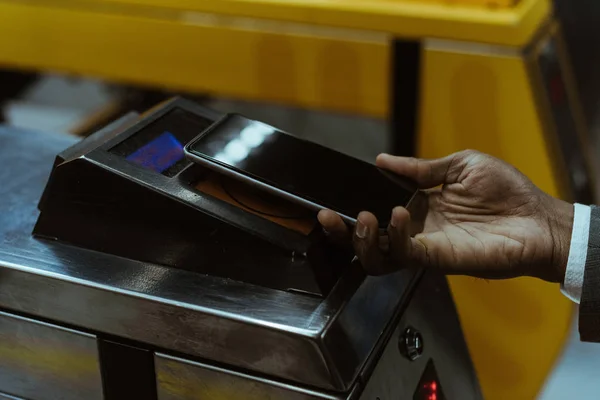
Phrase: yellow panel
[
  {"left": 418, "top": 48, "right": 572, "bottom": 400},
  {"left": 82, "top": 0, "right": 549, "bottom": 46},
  {"left": 0, "top": 2, "right": 389, "bottom": 117}
]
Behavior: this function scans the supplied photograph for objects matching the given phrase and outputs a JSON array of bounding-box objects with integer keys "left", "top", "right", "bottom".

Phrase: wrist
[{"left": 545, "top": 197, "right": 574, "bottom": 283}]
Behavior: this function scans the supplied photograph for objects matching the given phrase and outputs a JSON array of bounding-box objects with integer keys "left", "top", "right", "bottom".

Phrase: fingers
[
  {"left": 317, "top": 209, "right": 350, "bottom": 247},
  {"left": 388, "top": 207, "right": 412, "bottom": 264},
  {"left": 320, "top": 208, "right": 431, "bottom": 275},
  {"left": 353, "top": 212, "right": 389, "bottom": 275},
  {"left": 376, "top": 151, "right": 471, "bottom": 189},
  {"left": 354, "top": 207, "right": 431, "bottom": 275},
  {"left": 385, "top": 207, "right": 429, "bottom": 272}
]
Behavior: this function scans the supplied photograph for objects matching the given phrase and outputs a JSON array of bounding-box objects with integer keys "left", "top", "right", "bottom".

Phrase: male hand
[{"left": 318, "top": 150, "right": 574, "bottom": 283}]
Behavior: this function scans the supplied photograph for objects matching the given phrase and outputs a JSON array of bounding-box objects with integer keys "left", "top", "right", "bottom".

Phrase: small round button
[{"left": 399, "top": 326, "right": 423, "bottom": 361}]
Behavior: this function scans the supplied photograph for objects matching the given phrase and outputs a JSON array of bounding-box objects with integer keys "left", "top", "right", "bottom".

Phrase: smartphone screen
[{"left": 185, "top": 114, "right": 417, "bottom": 226}]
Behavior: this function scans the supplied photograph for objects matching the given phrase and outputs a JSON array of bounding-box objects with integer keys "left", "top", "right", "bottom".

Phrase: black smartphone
[{"left": 184, "top": 113, "right": 417, "bottom": 228}]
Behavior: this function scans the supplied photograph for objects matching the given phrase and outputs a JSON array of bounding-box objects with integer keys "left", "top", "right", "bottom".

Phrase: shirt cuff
[{"left": 561, "top": 203, "right": 591, "bottom": 304}]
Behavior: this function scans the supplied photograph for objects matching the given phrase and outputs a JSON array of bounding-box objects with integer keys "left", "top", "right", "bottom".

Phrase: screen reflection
[
  {"left": 188, "top": 114, "right": 416, "bottom": 225},
  {"left": 214, "top": 123, "right": 274, "bottom": 165}
]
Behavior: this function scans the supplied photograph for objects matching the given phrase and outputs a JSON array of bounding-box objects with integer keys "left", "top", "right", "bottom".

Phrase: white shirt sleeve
[{"left": 561, "top": 203, "right": 591, "bottom": 304}]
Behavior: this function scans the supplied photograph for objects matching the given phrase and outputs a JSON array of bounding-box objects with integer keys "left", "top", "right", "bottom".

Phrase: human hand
[{"left": 318, "top": 150, "right": 574, "bottom": 283}]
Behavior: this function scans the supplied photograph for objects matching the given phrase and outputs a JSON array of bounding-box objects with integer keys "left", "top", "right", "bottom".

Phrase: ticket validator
[{"left": 0, "top": 98, "right": 481, "bottom": 399}]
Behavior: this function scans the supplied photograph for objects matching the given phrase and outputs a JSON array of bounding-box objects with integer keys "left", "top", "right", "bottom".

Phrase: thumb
[{"left": 375, "top": 152, "right": 467, "bottom": 189}]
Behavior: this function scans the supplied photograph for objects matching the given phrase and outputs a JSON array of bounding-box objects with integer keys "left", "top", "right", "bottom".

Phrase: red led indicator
[
  {"left": 414, "top": 361, "right": 444, "bottom": 400},
  {"left": 420, "top": 381, "right": 438, "bottom": 400}
]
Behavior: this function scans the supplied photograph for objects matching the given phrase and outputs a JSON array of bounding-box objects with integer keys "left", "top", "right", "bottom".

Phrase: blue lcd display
[{"left": 126, "top": 131, "right": 184, "bottom": 173}]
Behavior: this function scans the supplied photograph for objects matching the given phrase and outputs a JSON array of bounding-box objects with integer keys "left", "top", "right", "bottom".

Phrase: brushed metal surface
[
  {"left": 0, "top": 125, "right": 416, "bottom": 391},
  {"left": 155, "top": 353, "right": 349, "bottom": 400},
  {"left": 0, "top": 310, "right": 103, "bottom": 400}
]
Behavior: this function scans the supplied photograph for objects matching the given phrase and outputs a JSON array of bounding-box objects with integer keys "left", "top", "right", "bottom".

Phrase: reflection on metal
[
  {"left": 0, "top": 108, "right": 481, "bottom": 399},
  {"left": 0, "top": 124, "right": 413, "bottom": 392},
  {"left": 0, "top": 311, "right": 103, "bottom": 400},
  {"left": 358, "top": 272, "right": 482, "bottom": 400},
  {"left": 155, "top": 353, "right": 345, "bottom": 400}
]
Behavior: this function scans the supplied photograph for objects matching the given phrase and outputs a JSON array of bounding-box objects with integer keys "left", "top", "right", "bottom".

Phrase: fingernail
[
  {"left": 377, "top": 153, "right": 390, "bottom": 162},
  {"left": 356, "top": 220, "right": 368, "bottom": 239}
]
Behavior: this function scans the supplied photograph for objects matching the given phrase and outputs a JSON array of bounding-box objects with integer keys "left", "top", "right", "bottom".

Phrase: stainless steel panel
[
  {"left": 155, "top": 353, "right": 346, "bottom": 400},
  {"left": 0, "top": 311, "right": 103, "bottom": 400},
  {"left": 0, "top": 125, "right": 416, "bottom": 391},
  {"left": 359, "top": 272, "right": 482, "bottom": 400}
]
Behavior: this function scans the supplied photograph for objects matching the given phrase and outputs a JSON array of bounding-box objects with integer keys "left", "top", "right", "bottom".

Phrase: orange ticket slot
[{"left": 195, "top": 172, "right": 317, "bottom": 236}]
